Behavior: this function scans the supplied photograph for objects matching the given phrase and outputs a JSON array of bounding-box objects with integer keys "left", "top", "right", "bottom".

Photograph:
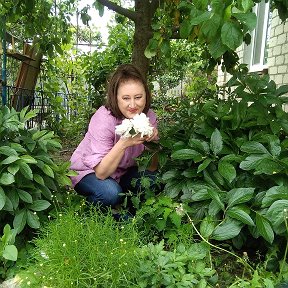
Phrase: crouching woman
[{"left": 69, "top": 64, "right": 159, "bottom": 209}]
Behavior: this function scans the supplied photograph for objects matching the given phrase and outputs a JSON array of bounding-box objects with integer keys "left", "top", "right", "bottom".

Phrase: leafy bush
[
  {"left": 137, "top": 240, "right": 216, "bottom": 287},
  {"left": 0, "top": 106, "right": 74, "bottom": 237},
  {"left": 159, "top": 67, "right": 288, "bottom": 250},
  {"left": 18, "top": 208, "right": 140, "bottom": 288}
]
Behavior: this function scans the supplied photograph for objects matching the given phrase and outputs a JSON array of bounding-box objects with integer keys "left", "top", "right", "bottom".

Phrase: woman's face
[{"left": 117, "top": 79, "right": 146, "bottom": 119}]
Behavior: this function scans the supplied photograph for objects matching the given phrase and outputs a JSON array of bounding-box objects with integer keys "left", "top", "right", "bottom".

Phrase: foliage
[
  {"left": 0, "top": 0, "right": 76, "bottom": 57},
  {"left": 18, "top": 207, "right": 140, "bottom": 288},
  {"left": 82, "top": 18, "right": 133, "bottom": 99},
  {"left": 39, "top": 44, "right": 95, "bottom": 144},
  {"left": 135, "top": 195, "right": 193, "bottom": 245},
  {"left": 145, "top": 0, "right": 288, "bottom": 73},
  {"left": 0, "top": 224, "right": 18, "bottom": 279},
  {"left": 0, "top": 106, "right": 74, "bottom": 245},
  {"left": 137, "top": 240, "right": 216, "bottom": 287},
  {"left": 149, "top": 39, "right": 205, "bottom": 95},
  {"left": 158, "top": 66, "right": 288, "bottom": 251}
]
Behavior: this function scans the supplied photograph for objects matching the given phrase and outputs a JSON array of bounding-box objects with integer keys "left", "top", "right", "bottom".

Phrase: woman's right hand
[{"left": 119, "top": 133, "right": 147, "bottom": 148}]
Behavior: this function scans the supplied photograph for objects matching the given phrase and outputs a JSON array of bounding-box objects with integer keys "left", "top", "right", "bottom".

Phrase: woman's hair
[{"left": 105, "top": 64, "right": 151, "bottom": 118}]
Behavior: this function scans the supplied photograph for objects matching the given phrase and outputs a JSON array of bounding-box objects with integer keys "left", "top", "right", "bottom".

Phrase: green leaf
[
  {"left": 17, "top": 189, "right": 33, "bottom": 203},
  {"left": 0, "top": 186, "right": 6, "bottom": 210},
  {"left": 13, "top": 209, "right": 27, "bottom": 234},
  {"left": 210, "top": 129, "right": 222, "bottom": 155},
  {"left": 3, "top": 196, "right": 13, "bottom": 212},
  {"left": 241, "top": 0, "right": 254, "bottom": 13},
  {"left": 218, "top": 161, "right": 236, "bottom": 183},
  {"left": 27, "top": 210, "right": 40, "bottom": 229},
  {"left": 255, "top": 213, "right": 274, "bottom": 243},
  {"left": 226, "top": 206, "right": 255, "bottom": 226},
  {"left": 162, "top": 170, "right": 179, "bottom": 182},
  {"left": 0, "top": 172, "right": 15, "bottom": 185},
  {"left": 197, "top": 158, "right": 212, "bottom": 173},
  {"left": 42, "top": 164, "right": 55, "bottom": 178},
  {"left": 200, "top": 216, "right": 215, "bottom": 238},
  {"left": 8, "top": 190, "right": 19, "bottom": 210},
  {"left": 0, "top": 155, "right": 20, "bottom": 165},
  {"left": 0, "top": 146, "right": 18, "bottom": 156},
  {"left": 208, "top": 36, "right": 227, "bottom": 59},
  {"left": 266, "top": 200, "right": 288, "bottom": 234},
  {"left": 239, "top": 154, "right": 270, "bottom": 171},
  {"left": 240, "top": 141, "right": 270, "bottom": 154},
  {"left": 180, "top": 19, "right": 193, "bottom": 38},
  {"left": 171, "top": 149, "right": 202, "bottom": 161},
  {"left": 169, "top": 211, "right": 182, "bottom": 228},
  {"left": 7, "top": 164, "right": 20, "bottom": 175},
  {"left": 262, "top": 186, "right": 288, "bottom": 207},
  {"left": 208, "top": 188, "right": 225, "bottom": 210},
  {"left": 19, "top": 162, "right": 33, "bottom": 180},
  {"left": 34, "top": 174, "right": 45, "bottom": 186},
  {"left": 232, "top": 12, "right": 257, "bottom": 31},
  {"left": 227, "top": 188, "right": 255, "bottom": 207},
  {"left": 212, "top": 218, "right": 243, "bottom": 240},
  {"left": 29, "top": 200, "right": 51, "bottom": 211},
  {"left": 3, "top": 245, "right": 18, "bottom": 261},
  {"left": 164, "top": 180, "right": 184, "bottom": 198},
  {"left": 188, "top": 138, "right": 210, "bottom": 153},
  {"left": 20, "top": 155, "right": 37, "bottom": 164},
  {"left": 221, "top": 21, "right": 243, "bottom": 50}
]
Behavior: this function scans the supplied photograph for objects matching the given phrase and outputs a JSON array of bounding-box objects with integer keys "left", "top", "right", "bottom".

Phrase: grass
[{"left": 18, "top": 207, "right": 140, "bottom": 288}]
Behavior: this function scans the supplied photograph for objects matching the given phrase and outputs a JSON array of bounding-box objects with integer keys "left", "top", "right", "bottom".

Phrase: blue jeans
[{"left": 74, "top": 166, "right": 158, "bottom": 207}]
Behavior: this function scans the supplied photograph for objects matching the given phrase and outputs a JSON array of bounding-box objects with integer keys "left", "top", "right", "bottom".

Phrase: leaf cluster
[
  {"left": 0, "top": 106, "right": 74, "bottom": 244},
  {"left": 158, "top": 67, "right": 288, "bottom": 250}
]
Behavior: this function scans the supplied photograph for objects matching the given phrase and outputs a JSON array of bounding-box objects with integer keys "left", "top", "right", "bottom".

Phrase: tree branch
[{"left": 96, "top": 0, "right": 137, "bottom": 22}]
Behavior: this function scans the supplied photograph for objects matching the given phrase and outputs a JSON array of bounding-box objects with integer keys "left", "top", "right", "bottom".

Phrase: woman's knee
[{"left": 75, "top": 174, "right": 122, "bottom": 207}]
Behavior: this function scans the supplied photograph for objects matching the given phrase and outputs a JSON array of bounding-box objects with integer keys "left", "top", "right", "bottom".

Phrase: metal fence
[{"left": 1, "top": 85, "right": 72, "bottom": 128}]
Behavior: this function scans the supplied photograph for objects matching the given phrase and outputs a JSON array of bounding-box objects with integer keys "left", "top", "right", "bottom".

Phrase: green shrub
[
  {"left": 158, "top": 67, "right": 288, "bottom": 252},
  {"left": 136, "top": 240, "right": 216, "bottom": 287},
  {"left": 18, "top": 207, "right": 140, "bottom": 288},
  {"left": 0, "top": 106, "right": 74, "bottom": 241}
]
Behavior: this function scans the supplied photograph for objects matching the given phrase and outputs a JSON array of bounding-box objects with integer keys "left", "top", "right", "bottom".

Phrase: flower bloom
[{"left": 115, "top": 113, "right": 153, "bottom": 138}]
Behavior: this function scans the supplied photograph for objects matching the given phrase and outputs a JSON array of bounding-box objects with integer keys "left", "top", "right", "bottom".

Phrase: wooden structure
[{"left": 1, "top": 32, "right": 42, "bottom": 109}]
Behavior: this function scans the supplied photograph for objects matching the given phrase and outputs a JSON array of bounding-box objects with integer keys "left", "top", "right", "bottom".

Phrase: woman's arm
[{"left": 94, "top": 134, "right": 147, "bottom": 180}]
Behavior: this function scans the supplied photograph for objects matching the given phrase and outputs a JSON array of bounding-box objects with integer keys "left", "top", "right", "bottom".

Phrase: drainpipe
[{"left": 1, "top": 16, "right": 7, "bottom": 106}]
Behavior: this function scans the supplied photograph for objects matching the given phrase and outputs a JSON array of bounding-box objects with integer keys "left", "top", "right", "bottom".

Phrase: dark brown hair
[{"left": 105, "top": 64, "right": 151, "bottom": 118}]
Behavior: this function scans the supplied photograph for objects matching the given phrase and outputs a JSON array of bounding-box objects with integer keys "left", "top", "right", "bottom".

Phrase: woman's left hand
[{"left": 145, "top": 127, "right": 159, "bottom": 142}]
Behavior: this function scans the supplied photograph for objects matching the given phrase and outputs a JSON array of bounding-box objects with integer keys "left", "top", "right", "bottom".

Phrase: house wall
[{"left": 217, "top": 10, "right": 288, "bottom": 88}]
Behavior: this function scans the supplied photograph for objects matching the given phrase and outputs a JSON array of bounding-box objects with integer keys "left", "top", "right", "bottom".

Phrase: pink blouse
[{"left": 69, "top": 106, "right": 158, "bottom": 187}]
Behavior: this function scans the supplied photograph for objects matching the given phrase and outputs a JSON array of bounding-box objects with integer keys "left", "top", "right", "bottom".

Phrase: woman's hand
[
  {"left": 145, "top": 127, "right": 159, "bottom": 142},
  {"left": 119, "top": 133, "right": 147, "bottom": 148}
]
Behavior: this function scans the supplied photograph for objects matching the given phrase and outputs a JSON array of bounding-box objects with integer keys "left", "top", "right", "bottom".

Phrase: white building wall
[{"left": 217, "top": 9, "right": 288, "bottom": 88}]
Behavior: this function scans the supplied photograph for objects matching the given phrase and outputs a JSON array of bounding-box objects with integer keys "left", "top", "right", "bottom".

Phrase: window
[{"left": 243, "top": 0, "right": 271, "bottom": 72}]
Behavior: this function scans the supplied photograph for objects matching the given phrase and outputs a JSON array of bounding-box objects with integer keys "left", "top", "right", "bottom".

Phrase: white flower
[
  {"left": 115, "top": 113, "right": 153, "bottom": 138},
  {"left": 115, "top": 118, "right": 134, "bottom": 138},
  {"left": 131, "top": 113, "right": 153, "bottom": 137}
]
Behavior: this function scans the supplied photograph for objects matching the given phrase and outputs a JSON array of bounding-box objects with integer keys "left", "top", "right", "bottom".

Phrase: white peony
[
  {"left": 115, "top": 118, "right": 134, "bottom": 138},
  {"left": 115, "top": 113, "right": 154, "bottom": 138},
  {"left": 131, "top": 113, "right": 154, "bottom": 137}
]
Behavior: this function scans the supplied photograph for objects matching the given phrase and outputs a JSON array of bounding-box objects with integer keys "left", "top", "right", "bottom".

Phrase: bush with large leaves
[
  {"left": 0, "top": 106, "right": 74, "bottom": 236},
  {"left": 159, "top": 66, "right": 288, "bottom": 249}
]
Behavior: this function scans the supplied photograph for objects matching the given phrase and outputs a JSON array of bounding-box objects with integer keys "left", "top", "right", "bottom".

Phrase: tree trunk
[
  {"left": 132, "top": 0, "right": 158, "bottom": 78},
  {"left": 96, "top": 0, "right": 160, "bottom": 78}
]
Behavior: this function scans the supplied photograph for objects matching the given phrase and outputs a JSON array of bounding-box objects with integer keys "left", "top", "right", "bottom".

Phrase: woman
[{"left": 70, "top": 64, "right": 159, "bottom": 209}]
